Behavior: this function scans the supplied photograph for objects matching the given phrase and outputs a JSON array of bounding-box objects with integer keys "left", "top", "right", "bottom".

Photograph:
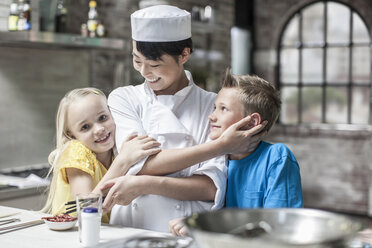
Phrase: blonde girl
[{"left": 41, "top": 88, "right": 160, "bottom": 223}]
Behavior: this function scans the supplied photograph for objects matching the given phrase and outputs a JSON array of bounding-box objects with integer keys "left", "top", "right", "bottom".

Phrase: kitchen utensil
[
  {"left": 0, "top": 218, "right": 20, "bottom": 226},
  {"left": 227, "top": 220, "right": 272, "bottom": 238},
  {"left": 0, "top": 219, "right": 44, "bottom": 234},
  {"left": 184, "top": 208, "right": 363, "bottom": 248},
  {"left": 64, "top": 196, "right": 106, "bottom": 214}
]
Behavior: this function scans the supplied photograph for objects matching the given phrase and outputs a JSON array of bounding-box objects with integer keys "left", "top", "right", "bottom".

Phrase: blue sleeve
[{"left": 263, "top": 156, "right": 303, "bottom": 208}]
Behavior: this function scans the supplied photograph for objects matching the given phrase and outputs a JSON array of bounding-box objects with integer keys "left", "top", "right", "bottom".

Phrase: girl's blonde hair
[{"left": 41, "top": 87, "right": 106, "bottom": 213}]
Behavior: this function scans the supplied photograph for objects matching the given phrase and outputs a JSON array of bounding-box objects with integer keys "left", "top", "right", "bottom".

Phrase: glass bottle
[
  {"left": 17, "top": 0, "right": 25, "bottom": 30},
  {"left": 87, "top": 0, "right": 98, "bottom": 38},
  {"left": 96, "top": 21, "right": 105, "bottom": 37},
  {"left": 55, "top": 0, "right": 67, "bottom": 33},
  {"left": 8, "top": 0, "right": 19, "bottom": 31},
  {"left": 17, "top": 0, "right": 31, "bottom": 31},
  {"left": 23, "top": 0, "right": 31, "bottom": 29}
]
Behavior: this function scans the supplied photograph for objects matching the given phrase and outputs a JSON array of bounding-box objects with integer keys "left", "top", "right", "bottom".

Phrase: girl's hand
[
  {"left": 117, "top": 134, "right": 161, "bottom": 167},
  {"left": 218, "top": 116, "right": 268, "bottom": 154},
  {"left": 169, "top": 217, "right": 188, "bottom": 236},
  {"left": 93, "top": 134, "right": 161, "bottom": 194}
]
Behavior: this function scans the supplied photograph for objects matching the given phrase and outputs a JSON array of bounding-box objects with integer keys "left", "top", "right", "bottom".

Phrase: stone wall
[
  {"left": 253, "top": 0, "right": 372, "bottom": 215},
  {"left": 0, "top": 47, "right": 90, "bottom": 168}
]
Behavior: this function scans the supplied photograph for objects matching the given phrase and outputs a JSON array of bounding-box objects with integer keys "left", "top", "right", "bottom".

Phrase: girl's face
[
  {"left": 209, "top": 88, "right": 245, "bottom": 140},
  {"left": 67, "top": 94, "right": 115, "bottom": 156},
  {"left": 132, "top": 41, "right": 188, "bottom": 95}
]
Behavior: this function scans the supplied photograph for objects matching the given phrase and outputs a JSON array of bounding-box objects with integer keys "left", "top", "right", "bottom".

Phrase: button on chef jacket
[{"left": 107, "top": 70, "right": 227, "bottom": 232}]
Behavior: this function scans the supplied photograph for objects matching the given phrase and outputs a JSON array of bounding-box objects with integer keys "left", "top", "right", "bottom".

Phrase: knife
[{"left": 0, "top": 219, "right": 44, "bottom": 234}]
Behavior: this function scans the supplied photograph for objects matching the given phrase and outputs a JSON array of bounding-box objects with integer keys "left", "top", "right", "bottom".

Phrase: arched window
[{"left": 278, "top": 1, "right": 371, "bottom": 125}]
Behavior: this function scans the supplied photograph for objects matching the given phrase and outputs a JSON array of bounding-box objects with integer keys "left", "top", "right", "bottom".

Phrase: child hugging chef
[{"left": 100, "top": 5, "right": 266, "bottom": 233}]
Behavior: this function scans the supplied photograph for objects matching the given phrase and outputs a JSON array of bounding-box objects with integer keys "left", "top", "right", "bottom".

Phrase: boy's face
[{"left": 209, "top": 87, "right": 245, "bottom": 140}]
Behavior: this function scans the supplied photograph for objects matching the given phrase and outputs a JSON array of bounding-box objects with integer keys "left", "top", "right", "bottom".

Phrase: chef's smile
[{"left": 146, "top": 77, "right": 161, "bottom": 84}]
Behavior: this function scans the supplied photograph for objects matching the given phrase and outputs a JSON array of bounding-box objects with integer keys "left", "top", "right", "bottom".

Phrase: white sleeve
[
  {"left": 192, "top": 155, "right": 227, "bottom": 210},
  {"left": 108, "top": 87, "right": 147, "bottom": 175}
]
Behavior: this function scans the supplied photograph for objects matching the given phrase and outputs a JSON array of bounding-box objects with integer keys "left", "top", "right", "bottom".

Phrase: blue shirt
[{"left": 225, "top": 141, "right": 303, "bottom": 208}]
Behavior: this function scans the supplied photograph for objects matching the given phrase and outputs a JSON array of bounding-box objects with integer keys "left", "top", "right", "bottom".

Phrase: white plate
[{"left": 43, "top": 219, "right": 77, "bottom": 231}]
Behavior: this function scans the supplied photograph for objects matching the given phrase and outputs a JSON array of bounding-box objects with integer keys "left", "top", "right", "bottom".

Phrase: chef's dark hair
[{"left": 135, "top": 38, "right": 193, "bottom": 62}]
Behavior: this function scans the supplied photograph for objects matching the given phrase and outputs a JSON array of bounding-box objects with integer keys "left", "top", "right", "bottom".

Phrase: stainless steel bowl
[{"left": 184, "top": 208, "right": 363, "bottom": 248}]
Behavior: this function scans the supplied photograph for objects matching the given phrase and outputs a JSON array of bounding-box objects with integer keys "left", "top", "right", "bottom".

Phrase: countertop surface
[
  {"left": 0, "top": 205, "right": 194, "bottom": 248},
  {"left": 1, "top": 205, "right": 371, "bottom": 248}
]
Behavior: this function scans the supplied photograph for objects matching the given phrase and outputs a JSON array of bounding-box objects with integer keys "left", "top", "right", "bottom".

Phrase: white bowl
[{"left": 43, "top": 219, "right": 77, "bottom": 231}]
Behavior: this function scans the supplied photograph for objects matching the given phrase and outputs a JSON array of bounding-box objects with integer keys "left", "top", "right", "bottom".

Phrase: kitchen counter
[
  {"left": 0, "top": 205, "right": 194, "bottom": 248},
  {"left": 1, "top": 205, "right": 371, "bottom": 248}
]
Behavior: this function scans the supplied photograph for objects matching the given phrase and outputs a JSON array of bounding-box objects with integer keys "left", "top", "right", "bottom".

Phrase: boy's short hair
[
  {"left": 221, "top": 69, "right": 281, "bottom": 131},
  {"left": 135, "top": 38, "right": 193, "bottom": 61}
]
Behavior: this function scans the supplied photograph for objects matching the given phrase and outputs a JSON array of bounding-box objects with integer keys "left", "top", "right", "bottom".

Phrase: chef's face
[
  {"left": 67, "top": 94, "right": 115, "bottom": 156},
  {"left": 132, "top": 41, "right": 188, "bottom": 95},
  {"left": 209, "top": 87, "right": 245, "bottom": 140}
]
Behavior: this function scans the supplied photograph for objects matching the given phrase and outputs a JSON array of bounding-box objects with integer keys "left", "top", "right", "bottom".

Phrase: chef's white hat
[{"left": 131, "top": 5, "right": 191, "bottom": 42}]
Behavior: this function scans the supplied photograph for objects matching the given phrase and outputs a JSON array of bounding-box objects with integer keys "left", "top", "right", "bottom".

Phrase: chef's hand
[
  {"left": 169, "top": 217, "right": 188, "bottom": 237},
  {"left": 218, "top": 116, "right": 268, "bottom": 154},
  {"left": 100, "top": 175, "right": 142, "bottom": 214}
]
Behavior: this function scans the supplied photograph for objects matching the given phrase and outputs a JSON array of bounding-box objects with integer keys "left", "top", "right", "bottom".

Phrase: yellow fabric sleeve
[{"left": 59, "top": 140, "right": 96, "bottom": 183}]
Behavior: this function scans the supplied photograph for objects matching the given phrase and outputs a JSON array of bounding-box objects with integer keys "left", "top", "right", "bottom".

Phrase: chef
[{"left": 103, "top": 5, "right": 266, "bottom": 232}]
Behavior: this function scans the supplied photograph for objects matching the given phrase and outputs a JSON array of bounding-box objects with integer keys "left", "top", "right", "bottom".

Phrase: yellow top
[{"left": 51, "top": 140, "right": 110, "bottom": 223}]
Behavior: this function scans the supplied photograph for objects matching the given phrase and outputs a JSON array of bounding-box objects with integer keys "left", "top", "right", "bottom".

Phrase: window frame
[{"left": 276, "top": 0, "right": 372, "bottom": 126}]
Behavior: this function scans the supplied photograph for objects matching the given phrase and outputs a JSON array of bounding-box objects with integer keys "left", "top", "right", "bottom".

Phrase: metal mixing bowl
[{"left": 184, "top": 208, "right": 362, "bottom": 248}]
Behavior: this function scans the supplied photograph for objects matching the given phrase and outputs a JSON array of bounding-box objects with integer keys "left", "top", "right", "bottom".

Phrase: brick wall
[{"left": 253, "top": 0, "right": 372, "bottom": 215}]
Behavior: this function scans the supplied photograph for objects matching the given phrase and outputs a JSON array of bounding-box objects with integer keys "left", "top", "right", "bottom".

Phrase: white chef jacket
[{"left": 107, "top": 70, "right": 227, "bottom": 232}]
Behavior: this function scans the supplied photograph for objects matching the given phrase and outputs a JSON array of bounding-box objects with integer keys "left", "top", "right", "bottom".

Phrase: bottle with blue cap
[{"left": 81, "top": 207, "right": 100, "bottom": 247}]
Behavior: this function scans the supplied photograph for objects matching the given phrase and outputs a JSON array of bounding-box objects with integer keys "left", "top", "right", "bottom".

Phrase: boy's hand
[
  {"left": 169, "top": 217, "right": 188, "bottom": 236},
  {"left": 218, "top": 116, "right": 268, "bottom": 154},
  {"left": 117, "top": 134, "right": 161, "bottom": 167}
]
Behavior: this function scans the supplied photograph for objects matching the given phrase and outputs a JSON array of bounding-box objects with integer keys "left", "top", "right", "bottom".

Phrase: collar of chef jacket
[{"left": 142, "top": 70, "right": 195, "bottom": 136}]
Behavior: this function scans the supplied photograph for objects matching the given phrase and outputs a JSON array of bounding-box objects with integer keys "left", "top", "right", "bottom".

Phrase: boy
[
  {"left": 211, "top": 69, "right": 303, "bottom": 208},
  {"left": 169, "top": 70, "right": 303, "bottom": 236}
]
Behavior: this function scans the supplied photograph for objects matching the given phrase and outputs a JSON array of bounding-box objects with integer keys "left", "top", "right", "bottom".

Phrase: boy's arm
[
  {"left": 108, "top": 90, "right": 265, "bottom": 176},
  {"left": 138, "top": 117, "right": 267, "bottom": 176}
]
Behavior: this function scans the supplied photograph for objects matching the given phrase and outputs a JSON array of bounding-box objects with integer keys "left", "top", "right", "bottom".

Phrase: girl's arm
[
  {"left": 67, "top": 135, "right": 161, "bottom": 196},
  {"left": 92, "top": 134, "right": 161, "bottom": 194},
  {"left": 138, "top": 116, "right": 267, "bottom": 176},
  {"left": 66, "top": 168, "right": 94, "bottom": 196}
]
